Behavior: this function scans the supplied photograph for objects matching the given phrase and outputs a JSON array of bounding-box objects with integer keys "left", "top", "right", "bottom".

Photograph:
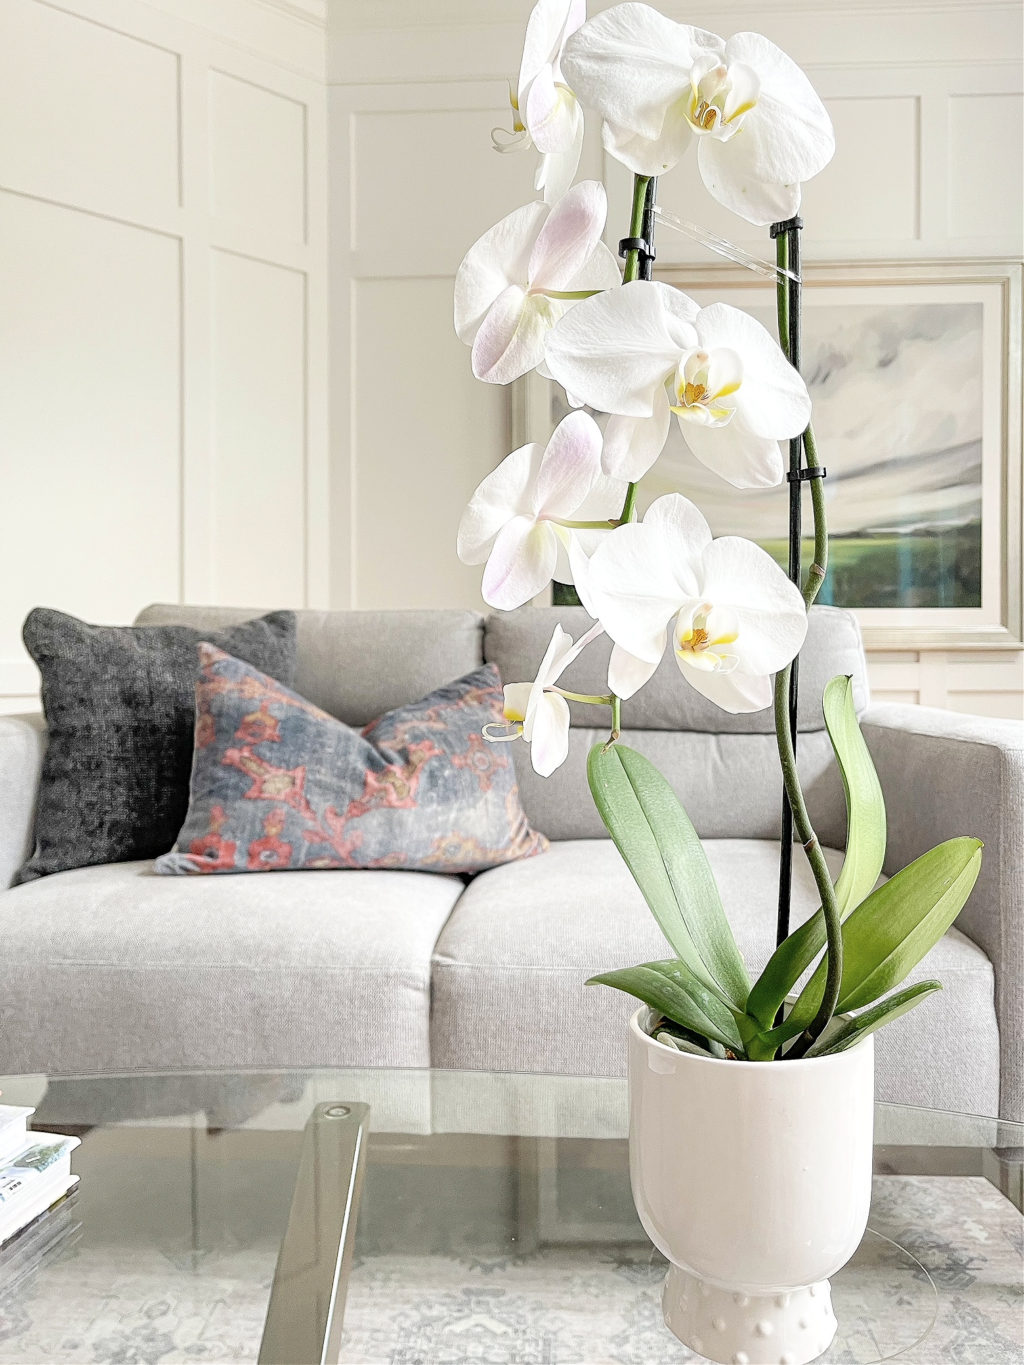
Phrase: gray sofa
[{"left": 0, "top": 603, "right": 1020, "bottom": 1123}]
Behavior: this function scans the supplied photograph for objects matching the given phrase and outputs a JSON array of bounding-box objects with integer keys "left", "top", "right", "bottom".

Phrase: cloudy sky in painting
[{"left": 635, "top": 300, "right": 984, "bottom": 540}]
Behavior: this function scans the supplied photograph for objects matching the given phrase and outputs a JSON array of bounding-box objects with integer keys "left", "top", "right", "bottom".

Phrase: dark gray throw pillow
[{"left": 17, "top": 608, "right": 297, "bottom": 882}]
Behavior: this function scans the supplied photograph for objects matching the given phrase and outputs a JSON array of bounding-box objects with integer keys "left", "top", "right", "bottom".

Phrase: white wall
[
  {"left": 326, "top": 0, "right": 1024, "bottom": 717},
  {"left": 0, "top": 0, "right": 329, "bottom": 711}
]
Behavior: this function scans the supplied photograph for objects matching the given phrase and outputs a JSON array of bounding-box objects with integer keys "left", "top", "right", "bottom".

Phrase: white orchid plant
[{"left": 455, "top": 1, "right": 982, "bottom": 1062}]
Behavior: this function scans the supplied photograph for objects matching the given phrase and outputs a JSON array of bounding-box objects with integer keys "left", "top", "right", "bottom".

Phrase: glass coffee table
[{"left": 0, "top": 1068, "right": 1018, "bottom": 1364}]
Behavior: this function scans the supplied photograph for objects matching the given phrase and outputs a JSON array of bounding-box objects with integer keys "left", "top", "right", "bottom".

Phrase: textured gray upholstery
[
  {"left": 863, "top": 704, "right": 1024, "bottom": 1122},
  {"left": 0, "top": 714, "right": 45, "bottom": 891},
  {"left": 430, "top": 839, "right": 1000, "bottom": 1116},
  {"left": 0, "top": 860, "right": 463, "bottom": 1074},
  {"left": 135, "top": 604, "right": 485, "bottom": 727},
  {"left": 507, "top": 724, "right": 848, "bottom": 846}
]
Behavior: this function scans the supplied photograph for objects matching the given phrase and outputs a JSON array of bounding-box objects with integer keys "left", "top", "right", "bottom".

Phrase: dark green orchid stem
[
  {"left": 554, "top": 175, "right": 653, "bottom": 605},
  {"left": 615, "top": 173, "right": 655, "bottom": 528},
  {"left": 772, "top": 228, "right": 842, "bottom": 1057}
]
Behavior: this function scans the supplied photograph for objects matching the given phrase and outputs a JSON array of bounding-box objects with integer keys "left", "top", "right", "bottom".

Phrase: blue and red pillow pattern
[{"left": 157, "top": 645, "right": 547, "bottom": 876}]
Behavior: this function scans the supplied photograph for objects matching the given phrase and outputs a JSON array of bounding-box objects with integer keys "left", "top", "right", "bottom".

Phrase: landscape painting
[
  {"left": 641, "top": 296, "right": 984, "bottom": 610},
  {"left": 525, "top": 260, "right": 1022, "bottom": 645}
]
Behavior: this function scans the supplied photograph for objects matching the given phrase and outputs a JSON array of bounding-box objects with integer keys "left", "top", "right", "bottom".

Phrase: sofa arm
[
  {"left": 861, "top": 703, "right": 1024, "bottom": 1121},
  {"left": 0, "top": 714, "right": 45, "bottom": 890}
]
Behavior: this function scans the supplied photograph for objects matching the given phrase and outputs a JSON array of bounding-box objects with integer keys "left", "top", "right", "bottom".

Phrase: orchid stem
[
  {"left": 547, "top": 517, "right": 620, "bottom": 530},
  {"left": 617, "top": 173, "right": 655, "bottom": 527},
  {"left": 550, "top": 688, "right": 614, "bottom": 705},
  {"left": 771, "top": 224, "right": 841, "bottom": 1056},
  {"left": 534, "top": 288, "right": 604, "bottom": 300}
]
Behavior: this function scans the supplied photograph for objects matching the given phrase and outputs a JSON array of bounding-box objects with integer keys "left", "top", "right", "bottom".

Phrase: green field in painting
[{"left": 758, "top": 525, "right": 982, "bottom": 609}]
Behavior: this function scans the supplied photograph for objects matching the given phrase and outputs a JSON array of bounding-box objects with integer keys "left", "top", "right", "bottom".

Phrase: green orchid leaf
[
  {"left": 588, "top": 743, "right": 750, "bottom": 1010},
  {"left": 747, "top": 674, "right": 886, "bottom": 1028},
  {"left": 587, "top": 960, "right": 744, "bottom": 1052},
  {"left": 757, "top": 837, "right": 982, "bottom": 1050},
  {"left": 804, "top": 981, "right": 942, "bottom": 1057},
  {"left": 655, "top": 1030, "right": 720, "bottom": 1058}
]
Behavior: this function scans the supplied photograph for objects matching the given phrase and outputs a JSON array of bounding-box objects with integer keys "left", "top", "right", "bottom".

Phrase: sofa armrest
[
  {"left": 0, "top": 714, "right": 45, "bottom": 891},
  {"left": 861, "top": 703, "right": 1024, "bottom": 1120}
]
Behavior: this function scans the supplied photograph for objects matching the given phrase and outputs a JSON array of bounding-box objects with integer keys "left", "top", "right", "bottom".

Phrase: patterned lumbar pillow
[
  {"left": 18, "top": 608, "right": 297, "bottom": 882},
  {"left": 157, "top": 646, "right": 548, "bottom": 875}
]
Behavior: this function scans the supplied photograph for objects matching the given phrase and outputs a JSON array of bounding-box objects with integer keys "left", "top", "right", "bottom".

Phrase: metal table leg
[{"left": 259, "top": 1101, "right": 370, "bottom": 1365}]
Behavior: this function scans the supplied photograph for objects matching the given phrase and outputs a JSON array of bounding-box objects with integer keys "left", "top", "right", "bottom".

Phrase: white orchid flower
[
  {"left": 491, "top": 621, "right": 605, "bottom": 776},
  {"left": 457, "top": 411, "right": 621, "bottom": 610},
  {"left": 561, "top": 4, "right": 835, "bottom": 226},
  {"left": 583, "top": 494, "right": 807, "bottom": 713},
  {"left": 544, "top": 280, "right": 810, "bottom": 488},
  {"left": 492, "top": 0, "right": 587, "bottom": 204},
  {"left": 454, "top": 180, "right": 621, "bottom": 386}
]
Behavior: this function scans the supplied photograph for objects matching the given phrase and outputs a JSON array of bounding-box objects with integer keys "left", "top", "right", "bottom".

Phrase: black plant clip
[
  {"left": 786, "top": 466, "right": 827, "bottom": 483},
  {"left": 769, "top": 215, "right": 804, "bottom": 238},
  {"left": 618, "top": 235, "right": 656, "bottom": 267}
]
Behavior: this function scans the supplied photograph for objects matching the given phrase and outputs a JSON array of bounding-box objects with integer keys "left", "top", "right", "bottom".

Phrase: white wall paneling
[
  {"left": 0, "top": 0, "right": 328, "bottom": 710},
  {"left": 328, "top": 0, "right": 1024, "bottom": 718}
]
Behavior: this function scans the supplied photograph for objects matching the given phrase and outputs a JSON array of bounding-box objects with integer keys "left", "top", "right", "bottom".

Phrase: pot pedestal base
[{"left": 661, "top": 1264, "right": 838, "bottom": 1365}]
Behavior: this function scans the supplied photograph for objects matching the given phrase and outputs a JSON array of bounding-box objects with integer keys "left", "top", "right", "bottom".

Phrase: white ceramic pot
[{"left": 628, "top": 1007, "right": 874, "bottom": 1365}]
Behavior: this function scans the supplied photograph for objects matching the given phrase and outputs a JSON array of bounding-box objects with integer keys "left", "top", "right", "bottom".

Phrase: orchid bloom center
[
  {"left": 684, "top": 54, "right": 759, "bottom": 141},
  {"left": 670, "top": 347, "right": 742, "bottom": 427},
  {"left": 676, "top": 603, "right": 739, "bottom": 673}
]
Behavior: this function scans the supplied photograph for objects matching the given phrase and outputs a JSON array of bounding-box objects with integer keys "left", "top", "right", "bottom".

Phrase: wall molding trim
[{"left": 328, "top": 0, "right": 1021, "bottom": 31}]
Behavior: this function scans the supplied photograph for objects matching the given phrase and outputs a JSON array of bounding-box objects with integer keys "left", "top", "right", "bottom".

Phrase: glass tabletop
[{"left": 0, "top": 1068, "right": 1018, "bottom": 1364}]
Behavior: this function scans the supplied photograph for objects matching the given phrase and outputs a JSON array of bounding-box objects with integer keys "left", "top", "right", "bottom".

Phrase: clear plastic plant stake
[{"left": 652, "top": 206, "right": 801, "bottom": 283}]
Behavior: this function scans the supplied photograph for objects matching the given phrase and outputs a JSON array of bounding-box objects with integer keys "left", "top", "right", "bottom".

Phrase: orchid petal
[
  {"left": 535, "top": 410, "right": 604, "bottom": 517},
  {"left": 699, "top": 536, "right": 808, "bottom": 672},
  {"left": 677, "top": 660, "right": 773, "bottom": 714},
  {"left": 527, "top": 691, "right": 573, "bottom": 776},
  {"left": 566, "top": 531, "right": 597, "bottom": 616},
  {"left": 528, "top": 180, "right": 608, "bottom": 291},
  {"left": 725, "top": 32, "right": 835, "bottom": 182},
  {"left": 609, "top": 644, "right": 659, "bottom": 700},
  {"left": 544, "top": 280, "right": 699, "bottom": 417},
  {"left": 698, "top": 133, "right": 802, "bottom": 226},
  {"left": 502, "top": 682, "right": 534, "bottom": 722},
  {"left": 531, "top": 622, "right": 576, "bottom": 692},
  {"left": 537, "top": 104, "right": 585, "bottom": 203},
  {"left": 519, "top": 0, "right": 585, "bottom": 101},
  {"left": 562, "top": 5, "right": 717, "bottom": 141},
  {"left": 527, "top": 69, "right": 580, "bottom": 154},
  {"left": 481, "top": 517, "right": 558, "bottom": 609},
  {"left": 644, "top": 492, "right": 714, "bottom": 560},
  {"left": 471, "top": 288, "right": 551, "bottom": 385},
  {"left": 695, "top": 303, "right": 811, "bottom": 437},
  {"left": 601, "top": 106, "right": 693, "bottom": 178},
  {"left": 564, "top": 239, "right": 623, "bottom": 292},
  {"left": 602, "top": 384, "right": 672, "bottom": 480},
  {"left": 457, "top": 442, "right": 542, "bottom": 563},
  {"left": 586, "top": 521, "right": 686, "bottom": 663},
  {"left": 454, "top": 201, "right": 547, "bottom": 343},
  {"left": 677, "top": 410, "right": 785, "bottom": 489}
]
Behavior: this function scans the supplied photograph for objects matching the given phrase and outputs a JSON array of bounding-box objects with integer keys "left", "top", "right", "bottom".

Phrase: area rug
[{"left": 0, "top": 1177, "right": 1018, "bottom": 1364}]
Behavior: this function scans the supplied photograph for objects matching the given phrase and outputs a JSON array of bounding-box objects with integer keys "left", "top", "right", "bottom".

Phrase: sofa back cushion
[
  {"left": 135, "top": 606, "right": 484, "bottom": 726},
  {"left": 136, "top": 603, "right": 864, "bottom": 846}
]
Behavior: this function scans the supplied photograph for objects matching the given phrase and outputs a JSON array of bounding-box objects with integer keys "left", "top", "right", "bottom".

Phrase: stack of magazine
[{"left": 0, "top": 1103, "right": 80, "bottom": 1284}]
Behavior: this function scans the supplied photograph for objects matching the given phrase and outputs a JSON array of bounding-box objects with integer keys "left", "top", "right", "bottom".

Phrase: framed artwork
[{"left": 511, "top": 260, "right": 1022, "bottom": 649}]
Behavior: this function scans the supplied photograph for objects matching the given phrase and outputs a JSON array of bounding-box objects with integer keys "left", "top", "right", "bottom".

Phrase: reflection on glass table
[{"left": 0, "top": 1068, "right": 1018, "bottom": 1364}]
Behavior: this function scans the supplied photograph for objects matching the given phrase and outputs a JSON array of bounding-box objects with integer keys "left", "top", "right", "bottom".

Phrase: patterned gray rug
[{"left": 0, "top": 1177, "right": 1019, "bottom": 1364}]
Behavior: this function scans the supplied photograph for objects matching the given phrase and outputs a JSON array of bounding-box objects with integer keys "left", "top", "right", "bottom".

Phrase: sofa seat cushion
[
  {"left": 431, "top": 839, "right": 1000, "bottom": 1116},
  {"left": 0, "top": 861, "right": 464, "bottom": 1075}
]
